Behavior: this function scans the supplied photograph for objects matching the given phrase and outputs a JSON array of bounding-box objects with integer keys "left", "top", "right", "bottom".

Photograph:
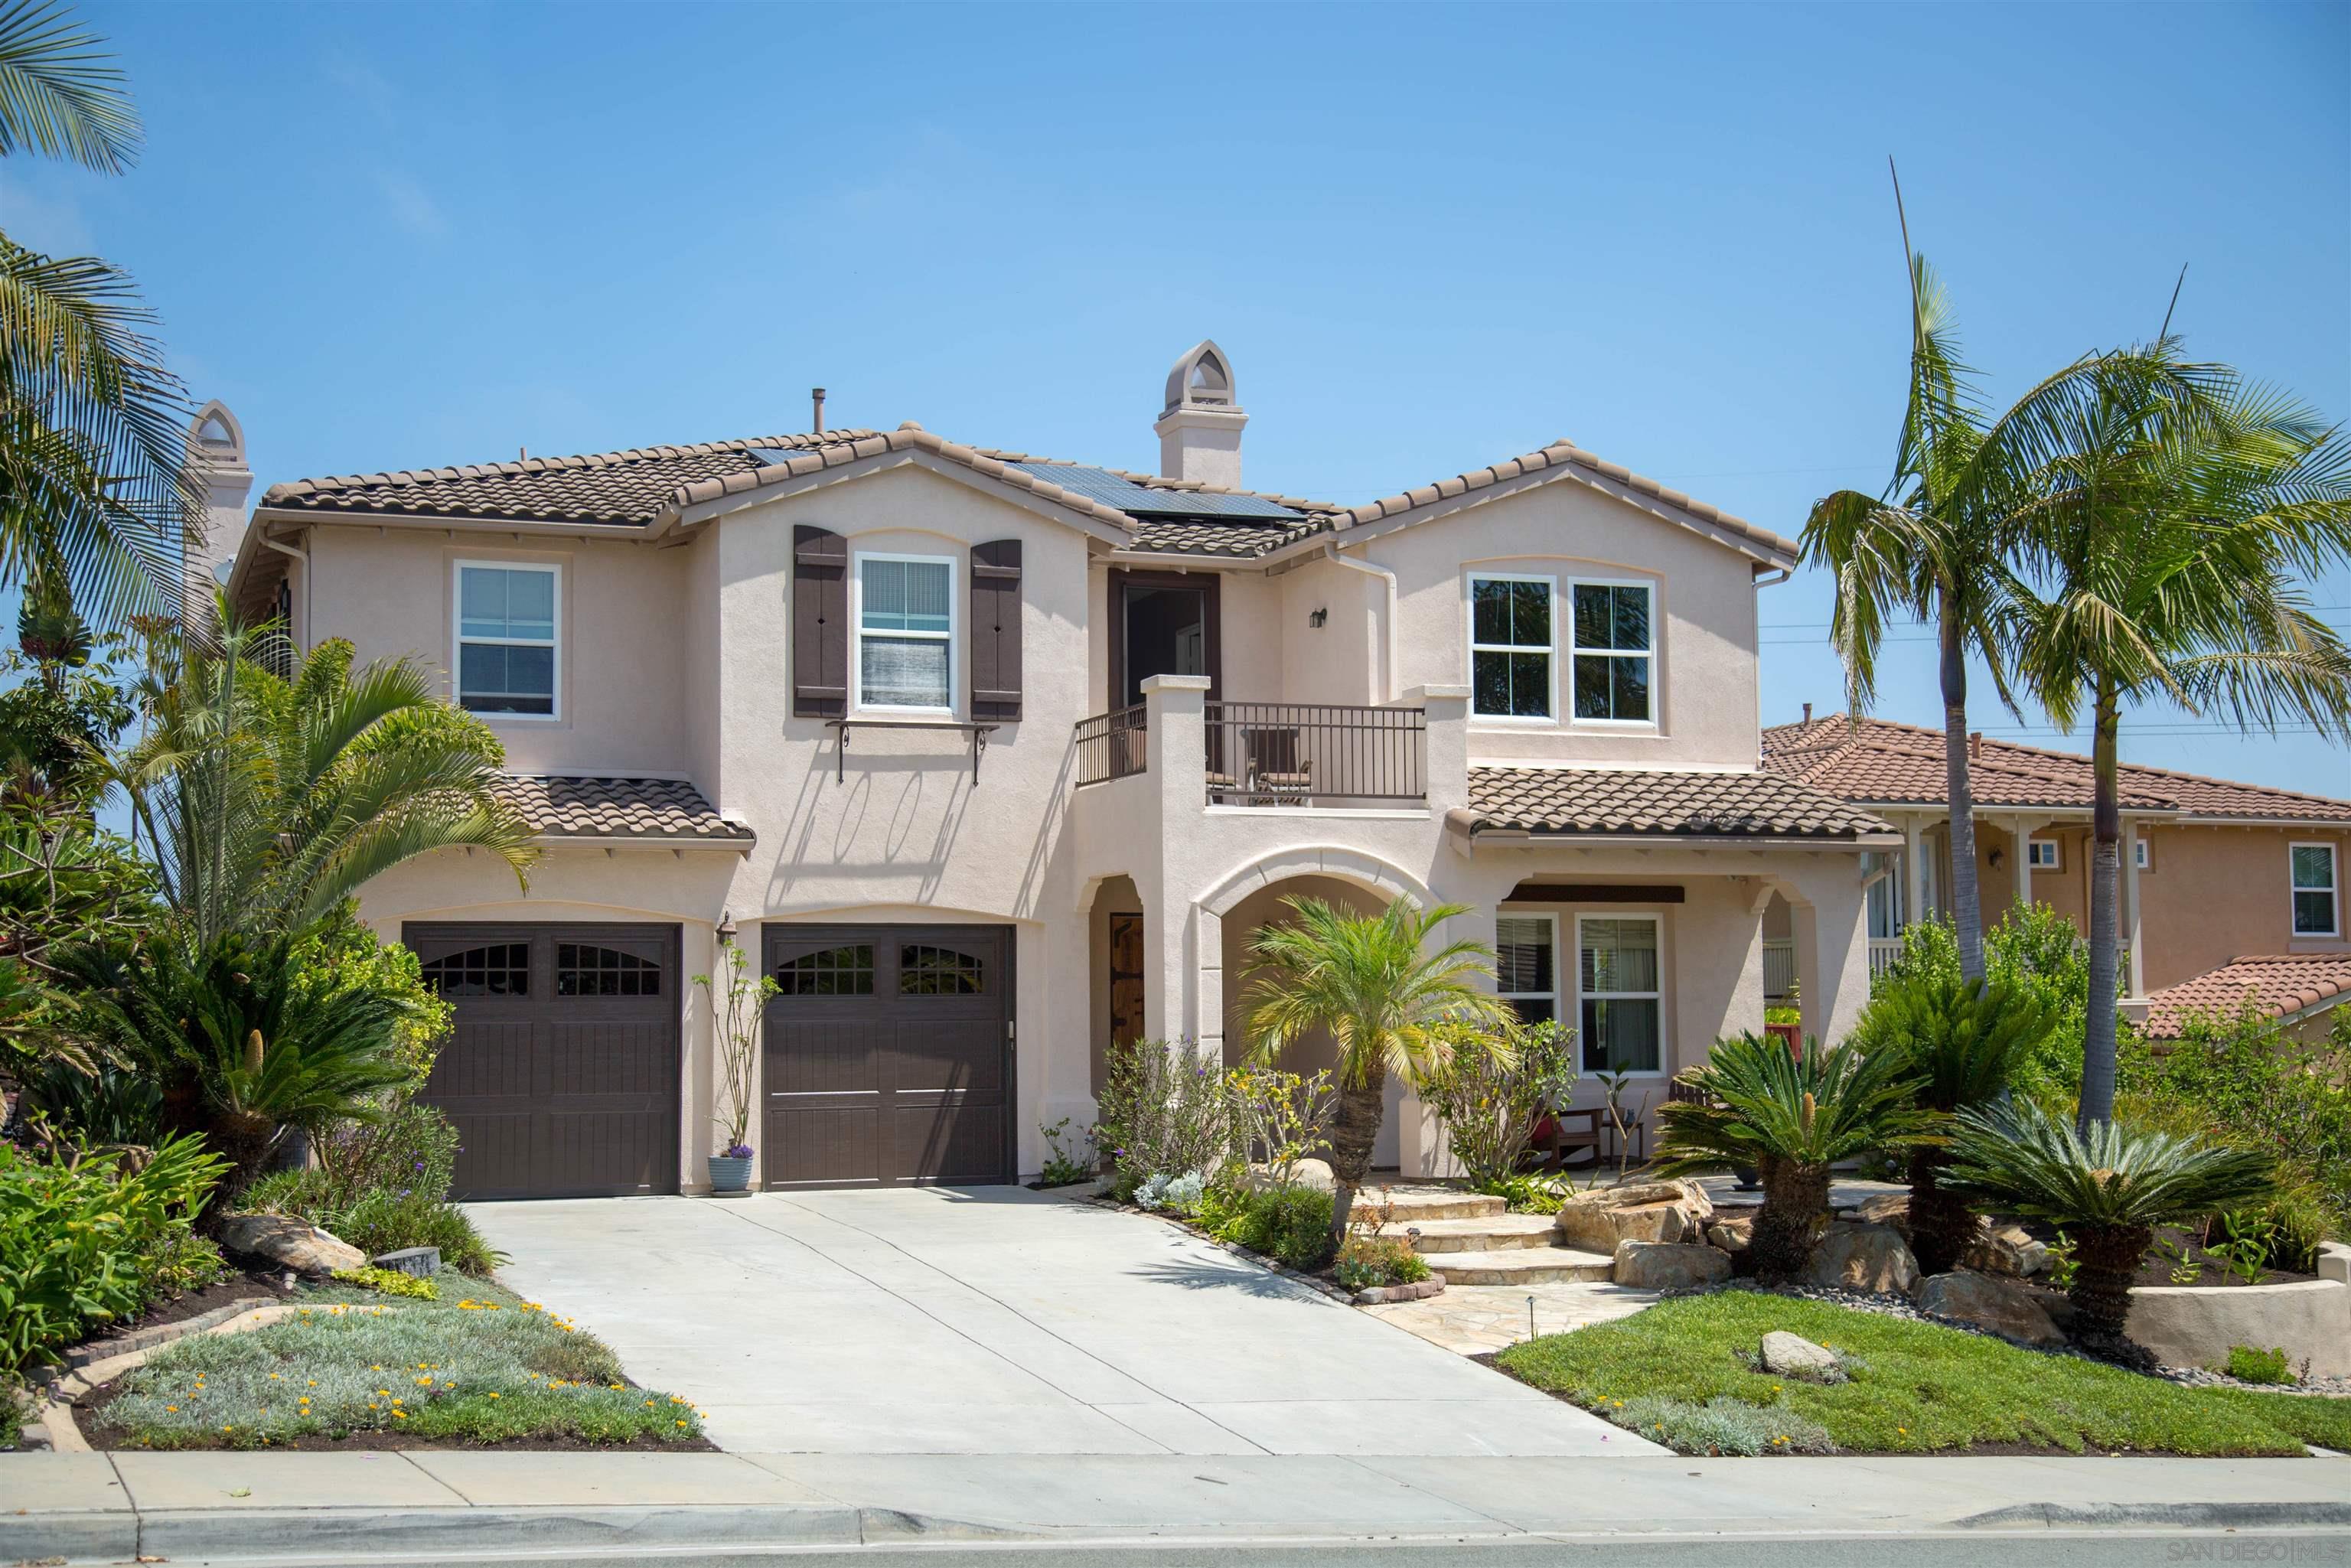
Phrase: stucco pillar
[
  {"left": 1903, "top": 816, "right": 1927, "bottom": 934},
  {"left": 2014, "top": 817, "right": 2032, "bottom": 911},
  {"left": 1789, "top": 859, "right": 1872, "bottom": 1047},
  {"left": 2123, "top": 813, "right": 2146, "bottom": 998},
  {"left": 1140, "top": 674, "right": 1208, "bottom": 1045},
  {"left": 1403, "top": 683, "right": 1470, "bottom": 810},
  {"left": 1192, "top": 905, "right": 1224, "bottom": 1061}
]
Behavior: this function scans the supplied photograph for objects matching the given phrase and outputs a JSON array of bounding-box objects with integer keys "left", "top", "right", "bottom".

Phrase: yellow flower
[
  {"left": 393, "top": 1410, "right": 406, "bottom": 1420},
  {"left": 308, "top": 1381, "right": 317, "bottom": 1387},
  {"left": 416, "top": 1376, "right": 432, "bottom": 1385},
  {"left": 165, "top": 1406, "right": 179, "bottom": 1413},
  {"left": 487, "top": 1393, "right": 501, "bottom": 1400},
  {"left": 269, "top": 1373, "right": 282, "bottom": 1381},
  {"left": 675, "top": 1420, "right": 687, "bottom": 1428}
]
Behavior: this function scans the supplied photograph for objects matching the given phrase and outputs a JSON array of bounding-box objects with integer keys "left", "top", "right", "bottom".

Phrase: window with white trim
[
  {"left": 2291, "top": 843, "right": 2339, "bottom": 937},
  {"left": 455, "top": 562, "right": 558, "bottom": 717},
  {"left": 1469, "top": 575, "right": 1553, "bottom": 719},
  {"left": 1579, "top": 915, "right": 1661, "bottom": 1074},
  {"left": 1495, "top": 914, "right": 1557, "bottom": 1025},
  {"left": 2027, "top": 839, "right": 2061, "bottom": 870},
  {"left": 1570, "top": 580, "right": 1653, "bottom": 723},
  {"left": 2134, "top": 836, "right": 2151, "bottom": 872},
  {"left": 855, "top": 554, "right": 954, "bottom": 712}
]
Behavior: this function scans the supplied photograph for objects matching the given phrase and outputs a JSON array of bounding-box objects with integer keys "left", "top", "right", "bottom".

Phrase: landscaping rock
[
  {"left": 1706, "top": 1216, "right": 1754, "bottom": 1254},
  {"left": 1759, "top": 1329, "right": 1847, "bottom": 1383},
  {"left": 1613, "top": 1238, "right": 1733, "bottom": 1290},
  {"left": 217, "top": 1214, "right": 366, "bottom": 1277},
  {"left": 1916, "top": 1269, "right": 2066, "bottom": 1348},
  {"left": 1964, "top": 1223, "right": 2049, "bottom": 1279},
  {"left": 1556, "top": 1178, "right": 1714, "bottom": 1253},
  {"left": 1845, "top": 1192, "right": 1909, "bottom": 1230},
  {"left": 1285, "top": 1158, "right": 1336, "bottom": 1191},
  {"left": 370, "top": 1247, "right": 441, "bottom": 1279},
  {"left": 1803, "top": 1223, "right": 1921, "bottom": 1298},
  {"left": 1352, "top": 1278, "right": 1444, "bottom": 1306}
]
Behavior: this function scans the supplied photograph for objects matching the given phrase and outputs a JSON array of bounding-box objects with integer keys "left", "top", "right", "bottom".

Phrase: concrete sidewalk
[{"left": 5, "top": 1449, "right": 2347, "bottom": 1562}]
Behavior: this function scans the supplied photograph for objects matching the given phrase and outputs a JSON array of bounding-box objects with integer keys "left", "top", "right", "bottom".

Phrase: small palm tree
[
  {"left": 2003, "top": 344, "right": 2351, "bottom": 1126},
  {"left": 1853, "top": 972, "right": 2059, "bottom": 1274},
  {"left": 109, "top": 607, "right": 536, "bottom": 944},
  {"left": 1940, "top": 1098, "right": 2273, "bottom": 1345},
  {"left": 1655, "top": 1033, "right": 1933, "bottom": 1281},
  {"left": 1244, "top": 896, "right": 1513, "bottom": 1245}
]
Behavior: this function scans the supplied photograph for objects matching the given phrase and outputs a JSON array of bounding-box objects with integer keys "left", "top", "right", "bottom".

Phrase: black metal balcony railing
[
  {"left": 1204, "top": 702, "right": 1425, "bottom": 807},
  {"left": 1073, "top": 703, "right": 1148, "bottom": 787}
]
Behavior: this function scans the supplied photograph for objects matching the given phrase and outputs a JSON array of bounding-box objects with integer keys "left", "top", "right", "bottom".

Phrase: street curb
[
  {"left": 1, "top": 1509, "right": 140, "bottom": 1563},
  {"left": 135, "top": 1502, "right": 877, "bottom": 1558},
  {"left": 1958, "top": 1500, "right": 2351, "bottom": 1531}
]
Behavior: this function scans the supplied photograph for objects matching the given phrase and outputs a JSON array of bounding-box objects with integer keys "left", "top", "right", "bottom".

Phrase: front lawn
[
  {"left": 86, "top": 1280, "right": 709, "bottom": 1451},
  {"left": 1495, "top": 1290, "right": 2351, "bottom": 1458}
]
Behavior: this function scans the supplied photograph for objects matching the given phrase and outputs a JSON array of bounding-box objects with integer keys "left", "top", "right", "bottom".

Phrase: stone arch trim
[{"left": 1197, "top": 846, "right": 1437, "bottom": 921}]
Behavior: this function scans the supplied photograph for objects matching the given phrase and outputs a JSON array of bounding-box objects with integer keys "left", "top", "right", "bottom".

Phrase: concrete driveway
[{"left": 470, "top": 1187, "right": 1659, "bottom": 1459}]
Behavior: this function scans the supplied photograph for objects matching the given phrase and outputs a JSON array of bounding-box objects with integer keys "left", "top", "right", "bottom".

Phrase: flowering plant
[
  {"left": 694, "top": 938, "right": 779, "bottom": 1156},
  {"left": 722, "top": 1143, "right": 754, "bottom": 1161}
]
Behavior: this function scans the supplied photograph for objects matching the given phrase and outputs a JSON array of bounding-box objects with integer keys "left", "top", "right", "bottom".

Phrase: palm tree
[
  {"left": 1940, "top": 1098, "right": 2272, "bottom": 1346},
  {"left": 109, "top": 604, "right": 537, "bottom": 944},
  {"left": 0, "top": 2, "right": 204, "bottom": 625},
  {"left": 1851, "top": 971, "right": 2058, "bottom": 1274},
  {"left": 2002, "top": 345, "right": 2351, "bottom": 1126},
  {"left": 1655, "top": 1032, "right": 1933, "bottom": 1281},
  {"left": 1243, "top": 896, "right": 1513, "bottom": 1244}
]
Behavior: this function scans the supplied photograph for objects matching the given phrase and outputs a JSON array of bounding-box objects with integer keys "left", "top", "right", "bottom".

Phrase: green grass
[
  {"left": 1495, "top": 1290, "right": 2351, "bottom": 1457},
  {"left": 98, "top": 1280, "right": 706, "bottom": 1450}
]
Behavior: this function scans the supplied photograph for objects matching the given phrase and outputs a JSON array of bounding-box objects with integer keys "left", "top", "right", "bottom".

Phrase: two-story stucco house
[{"left": 199, "top": 345, "right": 1892, "bottom": 1200}]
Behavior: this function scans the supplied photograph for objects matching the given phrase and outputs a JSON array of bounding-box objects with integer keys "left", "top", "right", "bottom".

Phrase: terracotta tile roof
[
  {"left": 487, "top": 774, "right": 752, "bottom": 844},
  {"left": 1762, "top": 712, "right": 2351, "bottom": 823},
  {"left": 2141, "top": 954, "right": 2351, "bottom": 1038},
  {"left": 1461, "top": 765, "right": 1895, "bottom": 841}
]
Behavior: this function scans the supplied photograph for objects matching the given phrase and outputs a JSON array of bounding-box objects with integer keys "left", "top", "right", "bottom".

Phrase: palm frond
[{"left": 0, "top": 0, "right": 138, "bottom": 172}]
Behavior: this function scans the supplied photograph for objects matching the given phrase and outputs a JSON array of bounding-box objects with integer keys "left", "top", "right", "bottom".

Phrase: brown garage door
[
  {"left": 762, "top": 924, "right": 1012, "bottom": 1188},
  {"left": 406, "top": 923, "right": 681, "bottom": 1201}
]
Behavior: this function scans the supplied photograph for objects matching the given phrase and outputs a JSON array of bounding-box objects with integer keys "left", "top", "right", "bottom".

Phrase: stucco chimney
[
  {"left": 185, "top": 399, "right": 253, "bottom": 605},
  {"left": 1155, "top": 340, "right": 1246, "bottom": 489}
]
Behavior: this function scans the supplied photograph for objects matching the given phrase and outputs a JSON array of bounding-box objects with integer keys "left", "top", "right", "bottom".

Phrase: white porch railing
[{"left": 1868, "top": 937, "right": 1902, "bottom": 981}]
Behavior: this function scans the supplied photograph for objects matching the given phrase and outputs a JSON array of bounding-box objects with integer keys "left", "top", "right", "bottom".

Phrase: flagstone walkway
[{"left": 1363, "top": 1280, "right": 1661, "bottom": 1357}]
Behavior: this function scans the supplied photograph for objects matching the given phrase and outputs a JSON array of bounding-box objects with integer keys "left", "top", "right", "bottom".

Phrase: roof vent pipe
[
  {"left": 811, "top": 387, "right": 827, "bottom": 432},
  {"left": 1802, "top": 702, "right": 1812, "bottom": 725}
]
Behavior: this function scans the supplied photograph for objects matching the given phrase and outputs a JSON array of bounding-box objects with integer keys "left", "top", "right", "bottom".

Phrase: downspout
[
  {"left": 1322, "top": 542, "right": 1397, "bottom": 703},
  {"left": 261, "top": 531, "right": 309, "bottom": 647}
]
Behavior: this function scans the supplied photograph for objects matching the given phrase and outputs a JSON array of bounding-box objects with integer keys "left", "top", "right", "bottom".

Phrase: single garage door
[
  {"left": 763, "top": 924, "right": 1012, "bottom": 1188},
  {"left": 406, "top": 923, "right": 681, "bottom": 1201}
]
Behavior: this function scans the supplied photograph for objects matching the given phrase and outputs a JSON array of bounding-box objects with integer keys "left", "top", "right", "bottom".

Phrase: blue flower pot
[{"left": 707, "top": 1155, "right": 754, "bottom": 1194}]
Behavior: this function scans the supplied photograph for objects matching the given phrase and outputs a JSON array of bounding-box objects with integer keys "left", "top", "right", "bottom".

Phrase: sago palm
[
  {"left": 2003, "top": 344, "right": 2351, "bottom": 1126},
  {"left": 1940, "top": 1098, "right": 2273, "bottom": 1345},
  {"left": 1244, "top": 896, "right": 1513, "bottom": 1244},
  {"left": 1851, "top": 971, "right": 2059, "bottom": 1274},
  {"left": 1655, "top": 1033, "right": 1933, "bottom": 1281},
  {"left": 109, "top": 606, "right": 536, "bottom": 945}
]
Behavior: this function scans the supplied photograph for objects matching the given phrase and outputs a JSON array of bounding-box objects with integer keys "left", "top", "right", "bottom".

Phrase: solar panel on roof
[
  {"left": 748, "top": 448, "right": 817, "bottom": 468},
  {"left": 1005, "top": 462, "right": 1301, "bottom": 520}
]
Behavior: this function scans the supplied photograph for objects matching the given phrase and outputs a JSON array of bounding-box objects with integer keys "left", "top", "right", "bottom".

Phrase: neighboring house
[
  {"left": 2139, "top": 954, "right": 2351, "bottom": 1048},
  {"left": 1761, "top": 712, "right": 2351, "bottom": 1006},
  {"left": 200, "top": 343, "right": 1892, "bottom": 1198}
]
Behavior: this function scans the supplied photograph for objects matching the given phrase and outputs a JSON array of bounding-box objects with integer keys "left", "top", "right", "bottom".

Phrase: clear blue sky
[{"left": 12, "top": 2, "right": 2349, "bottom": 793}]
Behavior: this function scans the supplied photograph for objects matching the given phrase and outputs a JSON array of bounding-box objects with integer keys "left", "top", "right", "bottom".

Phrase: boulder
[
  {"left": 1965, "top": 1223, "right": 2049, "bottom": 1279},
  {"left": 1803, "top": 1223, "right": 1922, "bottom": 1297},
  {"left": 1285, "top": 1158, "right": 1336, "bottom": 1191},
  {"left": 1706, "top": 1216, "right": 1754, "bottom": 1254},
  {"left": 1556, "top": 1178, "right": 1714, "bottom": 1254},
  {"left": 1613, "top": 1239, "right": 1732, "bottom": 1290},
  {"left": 1916, "top": 1270, "right": 2066, "bottom": 1349},
  {"left": 1845, "top": 1192, "right": 1910, "bottom": 1230},
  {"left": 1759, "top": 1329, "right": 1847, "bottom": 1383},
  {"left": 217, "top": 1214, "right": 366, "bottom": 1277}
]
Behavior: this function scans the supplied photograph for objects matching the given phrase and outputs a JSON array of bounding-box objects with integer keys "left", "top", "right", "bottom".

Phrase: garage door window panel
[
  {"left": 421, "top": 943, "right": 530, "bottom": 998},
  {"left": 556, "top": 943, "right": 662, "bottom": 997},
  {"left": 775, "top": 944, "right": 876, "bottom": 996},
  {"left": 900, "top": 944, "right": 985, "bottom": 995}
]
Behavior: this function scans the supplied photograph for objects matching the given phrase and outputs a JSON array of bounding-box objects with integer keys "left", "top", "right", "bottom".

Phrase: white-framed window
[
  {"left": 454, "top": 561, "right": 559, "bottom": 719},
  {"left": 1577, "top": 914, "right": 1662, "bottom": 1075},
  {"left": 853, "top": 553, "right": 956, "bottom": 713},
  {"left": 1568, "top": 579, "right": 1654, "bottom": 724},
  {"left": 2291, "top": 843, "right": 2340, "bottom": 937},
  {"left": 2027, "top": 839, "right": 2062, "bottom": 870},
  {"left": 1495, "top": 914, "right": 1557, "bottom": 1025},
  {"left": 2134, "top": 836, "right": 2152, "bottom": 872},
  {"left": 1469, "top": 573, "right": 1554, "bottom": 719}
]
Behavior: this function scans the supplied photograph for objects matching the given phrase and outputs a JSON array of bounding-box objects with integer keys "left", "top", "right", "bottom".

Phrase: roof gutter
[{"left": 1445, "top": 809, "right": 1902, "bottom": 852}]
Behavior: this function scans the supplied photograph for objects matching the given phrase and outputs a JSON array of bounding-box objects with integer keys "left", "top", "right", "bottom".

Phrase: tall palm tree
[
  {"left": 109, "top": 603, "right": 538, "bottom": 944},
  {"left": 1243, "top": 896, "right": 1513, "bottom": 1244},
  {"left": 2003, "top": 344, "right": 2351, "bottom": 1127},
  {"left": 0, "top": 2, "right": 203, "bottom": 625}
]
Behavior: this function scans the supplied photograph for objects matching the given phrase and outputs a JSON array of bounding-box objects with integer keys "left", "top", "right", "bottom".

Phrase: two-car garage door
[{"left": 412, "top": 920, "right": 1012, "bottom": 1199}]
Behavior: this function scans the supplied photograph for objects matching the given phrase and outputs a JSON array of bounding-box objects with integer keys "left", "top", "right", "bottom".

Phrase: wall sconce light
[
  {"left": 1987, "top": 848, "right": 2005, "bottom": 870},
  {"left": 716, "top": 910, "right": 739, "bottom": 943},
  {"left": 1309, "top": 607, "right": 1329, "bottom": 628}
]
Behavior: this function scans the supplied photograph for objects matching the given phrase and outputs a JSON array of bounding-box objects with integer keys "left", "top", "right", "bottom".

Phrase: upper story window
[
  {"left": 1570, "top": 581, "right": 1653, "bottom": 724},
  {"left": 455, "top": 562, "right": 559, "bottom": 719},
  {"left": 1469, "top": 574, "right": 1554, "bottom": 719},
  {"left": 856, "top": 553, "right": 954, "bottom": 712},
  {"left": 2291, "top": 843, "right": 2339, "bottom": 937},
  {"left": 2027, "top": 839, "right": 2061, "bottom": 870}
]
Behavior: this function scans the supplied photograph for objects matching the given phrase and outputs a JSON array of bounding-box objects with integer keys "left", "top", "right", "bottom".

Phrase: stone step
[
  {"left": 1358, "top": 1189, "right": 1506, "bottom": 1222},
  {"left": 1376, "top": 1214, "right": 1563, "bottom": 1253},
  {"left": 1423, "top": 1247, "right": 1616, "bottom": 1286}
]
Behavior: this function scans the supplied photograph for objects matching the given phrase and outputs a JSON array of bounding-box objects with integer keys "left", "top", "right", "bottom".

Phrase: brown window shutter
[
  {"left": 970, "top": 539, "right": 1022, "bottom": 722},
  {"left": 792, "top": 526, "right": 848, "bottom": 718}
]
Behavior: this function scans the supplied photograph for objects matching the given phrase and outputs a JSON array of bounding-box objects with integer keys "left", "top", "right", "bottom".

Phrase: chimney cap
[{"left": 1162, "top": 340, "right": 1239, "bottom": 417}]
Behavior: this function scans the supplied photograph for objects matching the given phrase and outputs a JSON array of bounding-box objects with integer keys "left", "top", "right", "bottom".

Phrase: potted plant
[{"left": 695, "top": 924, "right": 777, "bottom": 1196}]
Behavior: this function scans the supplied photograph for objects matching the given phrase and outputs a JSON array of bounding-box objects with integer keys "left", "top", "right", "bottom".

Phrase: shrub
[
  {"left": 1227, "top": 1064, "right": 1332, "bottom": 1184},
  {"left": 1136, "top": 1172, "right": 1207, "bottom": 1214},
  {"left": 1203, "top": 1182, "right": 1334, "bottom": 1272},
  {"left": 1474, "top": 1172, "right": 1567, "bottom": 1214},
  {"left": 2222, "top": 1345, "right": 2295, "bottom": 1386},
  {"left": 1332, "top": 1235, "right": 1430, "bottom": 1291},
  {"left": 331, "top": 1265, "right": 439, "bottom": 1300},
  {"left": 1035, "top": 1117, "right": 1097, "bottom": 1188},
  {"left": 15, "top": 1061, "right": 165, "bottom": 1146},
  {"left": 1610, "top": 1393, "right": 1838, "bottom": 1456},
  {"left": 1878, "top": 905, "right": 2110, "bottom": 1100},
  {"left": 1094, "top": 1038, "right": 1237, "bottom": 1200},
  {"left": 331, "top": 1191, "right": 501, "bottom": 1276},
  {"left": 0, "top": 1135, "right": 228, "bottom": 1369},
  {"left": 1420, "top": 1015, "right": 1578, "bottom": 1188}
]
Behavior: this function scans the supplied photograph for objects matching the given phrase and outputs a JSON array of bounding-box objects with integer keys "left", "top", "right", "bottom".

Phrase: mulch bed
[{"left": 2128, "top": 1226, "right": 2317, "bottom": 1289}]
